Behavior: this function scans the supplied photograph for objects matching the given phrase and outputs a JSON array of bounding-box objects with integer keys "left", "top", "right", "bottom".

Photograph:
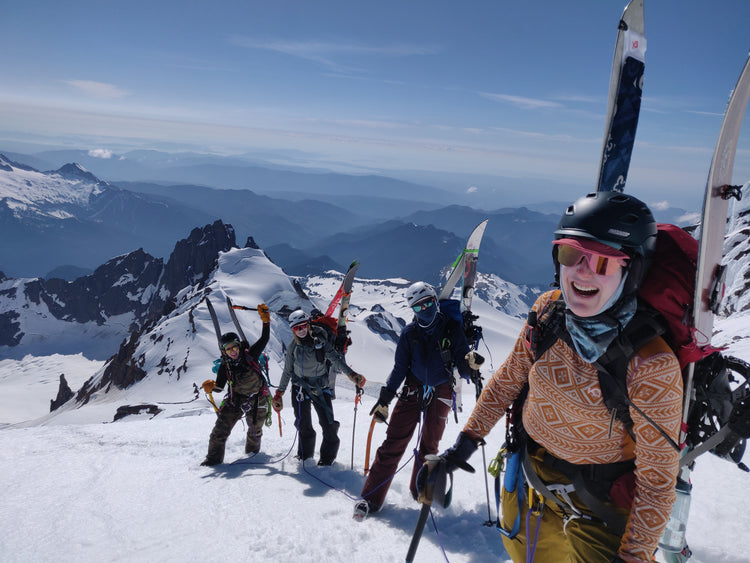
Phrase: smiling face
[
  {"left": 560, "top": 258, "right": 624, "bottom": 317},
  {"left": 292, "top": 324, "right": 309, "bottom": 339},
  {"left": 223, "top": 343, "right": 241, "bottom": 359}
]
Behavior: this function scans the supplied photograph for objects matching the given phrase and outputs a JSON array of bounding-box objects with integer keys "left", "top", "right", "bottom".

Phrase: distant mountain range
[
  {"left": 0, "top": 148, "right": 697, "bottom": 286},
  {"left": 0, "top": 152, "right": 561, "bottom": 286}
]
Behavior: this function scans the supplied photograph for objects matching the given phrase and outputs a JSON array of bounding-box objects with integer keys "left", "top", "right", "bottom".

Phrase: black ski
[{"left": 205, "top": 297, "right": 223, "bottom": 349}]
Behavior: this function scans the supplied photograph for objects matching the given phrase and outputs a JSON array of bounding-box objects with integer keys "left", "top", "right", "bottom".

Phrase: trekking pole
[
  {"left": 472, "top": 369, "right": 494, "bottom": 526},
  {"left": 277, "top": 410, "right": 283, "bottom": 437},
  {"left": 351, "top": 386, "right": 363, "bottom": 470},
  {"left": 480, "top": 444, "right": 494, "bottom": 526}
]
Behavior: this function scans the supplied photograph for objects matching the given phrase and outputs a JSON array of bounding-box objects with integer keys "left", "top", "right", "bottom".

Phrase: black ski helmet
[
  {"left": 554, "top": 192, "right": 657, "bottom": 295},
  {"left": 220, "top": 332, "right": 240, "bottom": 349}
]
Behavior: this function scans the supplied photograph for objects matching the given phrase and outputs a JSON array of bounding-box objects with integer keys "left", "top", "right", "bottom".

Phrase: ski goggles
[
  {"left": 553, "top": 238, "right": 628, "bottom": 276},
  {"left": 412, "top": 298, "right": 435, "bottom": 313},
  {"left": 292, "top": 324, "right": 308, "bottom": 332},
  {"left": 223, "top": 343, "right": 240, "bottom": 353}
]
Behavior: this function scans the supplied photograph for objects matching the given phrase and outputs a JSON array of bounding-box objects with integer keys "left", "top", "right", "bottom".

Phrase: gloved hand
[
  {"left": 465, "top": 351, "right": 485, "bottom": 370},
  {"left": 272, "top": 390, "right": 284, "bottom": 412},
  {"left": 257, "top": 303, "right": 271, "bottom": 324},
  {"left": 440, "top": 431, "right": 482, "bottom": 473},
  {"left": 370, "top": 386, "right": 396, "bottom": 423},
  {"left": 415, "top": 433, "right": 480, "bottom": 505},
  {"left": 202, "top": 379, "right": 216, "bottom": 393},
  {"left": 348, "top": 372, "right": 366, "bottom": 388}
]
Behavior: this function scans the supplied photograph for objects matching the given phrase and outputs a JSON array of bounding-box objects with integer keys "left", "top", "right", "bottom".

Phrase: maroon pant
[{"left": 360, "top": 381, "right": 453, "bottom": 510}]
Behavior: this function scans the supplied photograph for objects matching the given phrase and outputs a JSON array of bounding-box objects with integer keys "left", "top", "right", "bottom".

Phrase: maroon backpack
[{"left": 639, "top": 223, "right": 718, "bottom": 370}]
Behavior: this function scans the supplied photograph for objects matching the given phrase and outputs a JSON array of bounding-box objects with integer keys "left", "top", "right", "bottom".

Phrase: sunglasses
[
  {"left": 412, "top": 299, "right": 435, "bottom": 313},
  {"left": 292, "top": 324, "right": 308, "bottom": 332},
  {"left": 223, "top": 344, "right": 240, "bottom": 353},
  {"left": 557, "top": 244, "right": 627, "bottom": 276}
]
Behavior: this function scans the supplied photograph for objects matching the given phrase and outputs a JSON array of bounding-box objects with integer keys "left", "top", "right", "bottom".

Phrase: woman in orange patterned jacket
[{"left": 436, "top": 193, "right": 682, "bottom": 563}]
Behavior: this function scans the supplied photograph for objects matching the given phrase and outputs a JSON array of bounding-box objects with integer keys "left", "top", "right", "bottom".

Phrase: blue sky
[{"left": 1, "top": 0, "right": 749, "bottom": 210}]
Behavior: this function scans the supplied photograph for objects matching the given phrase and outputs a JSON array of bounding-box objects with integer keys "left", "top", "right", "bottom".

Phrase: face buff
[
  {"left": 562, "top": 273, "right": 636, "bottom": 363},
  {"left": 413, "top": 298, "right": 439, "bottom": 328}
]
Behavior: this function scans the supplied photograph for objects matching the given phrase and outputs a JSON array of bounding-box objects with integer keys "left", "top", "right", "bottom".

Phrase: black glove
[
  {"left": 369, "top": 386, "right": 396, "bottom": 422},
  {"left": 441, "top": 431, "right": 482, "bottom": 473},
  {"left": 415, "top": 433, "right": 480, "bottom": 507}
]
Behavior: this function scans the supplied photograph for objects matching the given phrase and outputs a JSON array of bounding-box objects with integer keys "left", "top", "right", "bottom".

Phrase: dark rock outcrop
[
  {"left": 50, "top": 374, "right": 74, "bottom": 411},
  {"left": 113, "top": 404, "right": 162, "bottom": 421}
]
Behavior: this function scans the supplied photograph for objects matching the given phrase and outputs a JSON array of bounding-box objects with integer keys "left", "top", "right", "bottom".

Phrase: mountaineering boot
[
  {"left": 200, "top": 457, "right": 222, "bottom": 467},
  {"left": 353, "top": 499, "right": 377, "bottom": 522},
  {"left": 317, "top": 458, "right": 334, "bottom": 466}
]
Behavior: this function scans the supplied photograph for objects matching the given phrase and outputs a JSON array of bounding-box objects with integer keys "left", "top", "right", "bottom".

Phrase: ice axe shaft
[{"left": 405, "top": 504, "right": 430, "bottom": 563}]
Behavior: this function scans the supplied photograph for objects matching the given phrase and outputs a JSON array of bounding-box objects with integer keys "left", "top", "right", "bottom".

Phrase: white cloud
[
  {"left": 228, "top": 35, "right": 439, "bottom": 73},
  {"left": 678, "top": 211, "right": 701, "bottom": 225},
  {"left": 88, "top": 149, "right": 113, "bottom": 159},
  {"left": 65, "top": 80, "right": 129, "bottom": 99},
  {"left": 467, "top": 186, "right": 479, "bottom": 194},
  {"left": 479, "top": 92, "right": 562, "bottom": 110},
  {"left": 650, "top": 200, "right": 671, "bottom": 211}
]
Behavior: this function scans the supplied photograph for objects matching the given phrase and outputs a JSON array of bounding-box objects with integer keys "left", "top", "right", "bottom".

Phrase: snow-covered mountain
[
  {"left": 1, "top": 152, "right": 562, "bottom": 286},
  {"left": 0, "top": 153, "right": 214, "bottom": 278},
  {"left": 0, "top": 157, "right": 104, "bottom": 215},
  {"left": 0, "top": 213, "right": 535, "bottom": 424},
  {"left": 0, "top": 220, "right": 242, "bottom": 361}
]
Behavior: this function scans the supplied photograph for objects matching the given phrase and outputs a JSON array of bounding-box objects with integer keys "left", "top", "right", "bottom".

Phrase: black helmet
[
  {"left": 220, "top": 332, "right": 240, "bottom": 349},
  {"left": 554, "top": 192, "right": 657, "bottom": 295},
  {"left": 555, "top": 192, "right": 657, "bottom": 258}
]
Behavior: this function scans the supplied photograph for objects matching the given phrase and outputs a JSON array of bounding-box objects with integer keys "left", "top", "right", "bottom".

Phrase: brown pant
[{"left": 360, "top": 382, "right": 453, "bottom": 509}]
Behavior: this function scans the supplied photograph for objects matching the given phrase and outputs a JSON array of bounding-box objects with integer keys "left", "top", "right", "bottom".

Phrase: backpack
[
  {"left": 520, "top": 224, "right": 750, "bottom": 467},
  {"left": 309, "top": 309, "right": 351, "bottom": 355}
]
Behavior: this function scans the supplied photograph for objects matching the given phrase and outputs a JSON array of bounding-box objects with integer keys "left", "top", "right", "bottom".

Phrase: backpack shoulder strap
[
  {"left": 592, "top": 303, "right": 675, "bottom": 444},
  {"left": 526, "top": 291, "right": 567, "bottom": 361}
]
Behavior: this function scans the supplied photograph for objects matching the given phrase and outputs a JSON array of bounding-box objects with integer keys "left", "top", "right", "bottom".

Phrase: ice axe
[{"left": 406, "top": 454, "right": 474, "bottom": 562}]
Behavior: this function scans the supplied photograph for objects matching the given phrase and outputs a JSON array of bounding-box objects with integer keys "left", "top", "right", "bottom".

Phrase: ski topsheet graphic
[{"left": 597, "top": 0, "right": 646, "bottom": 193}]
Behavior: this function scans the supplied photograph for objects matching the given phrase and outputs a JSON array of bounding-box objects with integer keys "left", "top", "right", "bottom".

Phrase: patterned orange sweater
[{"left": 465, "top": 291, "right": 683, "bottom": 563}]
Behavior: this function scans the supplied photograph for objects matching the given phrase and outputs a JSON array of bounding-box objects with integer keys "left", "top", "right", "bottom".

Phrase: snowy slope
[{"left": 1, "top": 343, "right": 749, "bottom": 563}]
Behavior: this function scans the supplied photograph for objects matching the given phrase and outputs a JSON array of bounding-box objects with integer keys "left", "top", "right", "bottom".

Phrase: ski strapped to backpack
[{"left": 597, "top": 0, "right": 646, "bottom": 193}]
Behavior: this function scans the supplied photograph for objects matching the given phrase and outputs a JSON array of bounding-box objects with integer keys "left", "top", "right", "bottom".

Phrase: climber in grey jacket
[{"left": 272, "top": 310, "right": 365, "bottom": 465}]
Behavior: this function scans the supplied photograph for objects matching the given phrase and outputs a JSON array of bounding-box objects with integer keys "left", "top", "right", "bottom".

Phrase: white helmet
[
  {"left": 405, "top": 282, "right": 437, "bottom": 307},
  {"left": 288, "top": 310, "right": 309, "bottom": 328}
]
